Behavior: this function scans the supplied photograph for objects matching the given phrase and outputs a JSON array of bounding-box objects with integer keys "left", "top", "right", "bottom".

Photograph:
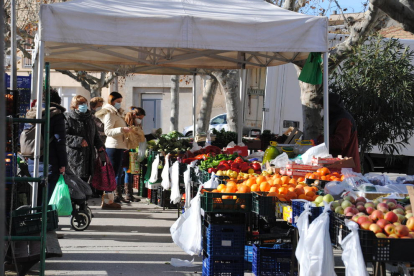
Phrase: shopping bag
[
  {"left": 149, "top": 154, "right": 160, "bottom": 184},
  {"left": 170, "top": 190, "right": 202, "bottom": 256},
  {"left": 129, "top": 151, "right": 140, "bottom": 174},
  {"left": 304, "top": 202, "right": 337, "bottom": 276},
  {"left": 137, "top": 141, "right": 147, "bottom": 162},
  {"left": 64, "top": 167, "right": 92, "bottom": 200},
  {"left": 49, "top": 174, "right": 73, "bottom": 216},
  {"left": 170, "top": 161, "right": 181, "bottom": 204},
  {"left": 91, "top": 151, "right": 117, "bottom": 191},
  {"left": 161, "top": 155, "right": 171, "bottom": 190},
  {"left": 340, "top": 220, "right": 369, "bottom": 276},
  {"left": 295, "top": 201, "right": 312, "bottom": 276}
]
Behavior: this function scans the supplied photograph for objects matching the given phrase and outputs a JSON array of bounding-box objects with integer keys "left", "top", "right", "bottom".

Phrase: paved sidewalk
[{"left": 29, "top": 197, "right": 204, "bottom": 276}]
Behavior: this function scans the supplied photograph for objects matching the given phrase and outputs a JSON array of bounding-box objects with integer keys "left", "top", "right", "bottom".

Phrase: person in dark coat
[
  {"left": 26, "top": 89, "right": 68, "bottom": 203},
  {"left": 319, "top": 93, "right": 361, "bottom": 172},
  {"left": 65, "top": 95, "right": 105, "bottom": 182},
  {"left": 90, "top": 97, "right": 106, "bottom": 143}
]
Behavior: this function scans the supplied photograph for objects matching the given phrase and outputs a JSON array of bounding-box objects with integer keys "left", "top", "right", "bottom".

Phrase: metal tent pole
[
  {"left": 0, "top": 0, "right": 5, "bottom": 273},
  {"left": 10, "top": 0, "right": 17, "bottom": 90},
  {"left": 323, "top": 52, "right": 329, "bottom": 151},
  {"left": 192, "top": 73, "right": 197, "bottom": 138},
  {"left": 238, "top": 69, "right": 247, "bottom": 144},
  {"left": 31, "top": 59, "right": 39, "bottom": 101},
  {"left": 31, "top": 39, "right": 45, "bottom": 208}
]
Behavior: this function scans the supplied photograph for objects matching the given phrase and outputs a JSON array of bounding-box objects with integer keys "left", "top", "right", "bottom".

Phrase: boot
[
  {"left": 101, "top": 193, "right": 121, "bottom": 209},
  {"left": 115, "top": 185, "right": 130, "bottom": 204},
  {"left": 125, "top": 181, "right": 141, "bottom": 202}
]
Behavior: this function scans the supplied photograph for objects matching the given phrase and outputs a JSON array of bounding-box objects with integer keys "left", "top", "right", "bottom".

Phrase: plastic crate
[
  {"left": 329, "top": 212, "right": 375, "bottom": 261},
  {"left": 201, "top": 189, "right": 252, "bottom": 213},
  {"left": 291, "top": 200, "right": 324, "bottom": 227},
  {"left": 157, "top": 186, "right": 178, "bottom": 209},
  {"left": 203, "top": 222, "right": 245, "bottom": 257},
  {"left": 203, "top": 212, "right": 246, "bottom": 225},
  {"left": 11, "top": 205, "right": 59, "bottom": 235},
  {"left": 252, "top": 192, "right": 277, "bottom": 217},
  {"left": 247, "top": 218, "right": 294, "bottom": 246},
  {"left": 374, "top": 238, "right": 414, "bottom": 262},
  {"left": 202, "top": 252, "right": 244, "bottom": 276},
  {"left": 245, "top": 245, "right": 253, "bottom": 271},
  {"left": 150, "top": 188, "right": 158, "bottom": 204},
  {"left": 252, "top": 244, "right": 295, "bottom": 276}
]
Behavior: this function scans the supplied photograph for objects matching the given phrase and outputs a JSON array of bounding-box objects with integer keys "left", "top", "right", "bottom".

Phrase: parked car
[{"left": 183, "top": 113, "right": 228, "bottom": 137}]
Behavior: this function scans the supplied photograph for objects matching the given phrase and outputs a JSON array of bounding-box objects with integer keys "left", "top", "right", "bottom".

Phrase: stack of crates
[
  {"left": 252, "top": 243, "right": 295, "bottom": 276},
  {"left": 202, "top": 213, "right": 246, "bottom": 276},
  {"left": 157, "top": 186, "right": 178, "bottom": 209}
]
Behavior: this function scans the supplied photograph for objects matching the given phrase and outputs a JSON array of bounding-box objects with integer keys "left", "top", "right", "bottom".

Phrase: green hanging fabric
[{"left": 298, "top": 52, "right": 323, "bottom": 85}]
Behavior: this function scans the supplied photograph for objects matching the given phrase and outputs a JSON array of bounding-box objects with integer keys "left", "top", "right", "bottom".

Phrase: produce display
[
  {"left": 331, "top": 195, "right": 414, "bottom": 239},
  {"left": 147, "top": 131, "right": 191, "bottom": 154},
  {"left": 198, "top": 154, "right": 262, "bottom": 176}
]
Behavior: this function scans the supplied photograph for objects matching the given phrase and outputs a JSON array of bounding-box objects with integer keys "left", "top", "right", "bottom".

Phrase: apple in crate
[
  {"left": 369, "top": 224, "right": 383, "bottom": 234},
  {"left": 384, "top": 224, "right": 396, "bottom": 235},
  {"left": 395, "top": 225, "right": 410, "bottom": 237},
  {"left": 384, "top": 212, "right": 398, "bottom": 223},
  {"left": 357, "top": 216, "right": 371, "bottom": 226},
  {"left": 407, "top": 217, "right": 414, "bottom": 231},
  {"left": 376, "top": 219, "right": 390, "bottom": 229},
  {"left": 370, "top": 210, "right": 384, "bottom": 222},
  {"left": 360, "top": 222, "right": 372, "bottom": 230},
  {"left": 376, "top": 233, "right": 388, "bottom": 238}
]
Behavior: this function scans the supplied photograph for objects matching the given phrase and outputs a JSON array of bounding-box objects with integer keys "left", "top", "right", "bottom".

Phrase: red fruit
[
  {"left": 376, "top": 233, "right": 387, "bottom": 238},
  {"left": 369, "top": 224, "right": 383, "bottom": 234},
  {"left": 384, "top": 224, "right": 396, "bottom": 235},
  {"left": 377, "top": 203, "right": 389, "bottom": 211},
  {"left": 356, "top": 197, "right": 367, "bottom": 204},
  {"left": 406, "top": 217, "right": 414, "bottom": 231},
  {"left": 251, "top": 163, "right": 261, "bottom": 171},
  {"left": 361, "top": 222, "right": 372, "bottom": 230},
  {"left": 366, "top": 207, "right": 375, "bottom": 215},
  {"left": 357, "top": 216, "right": 371, "bottom": 226},
  {"left": 376, "top": 219, "right": 391, "bottom": 229},
  {"left": 395, "top": 225, "right": 410, "bottom": 237},
  {"left": 370, "top": 210, "right": 384, "bottom": 222},
  {"left": 384, "top": 212, "right": 398, "bottom": 223},
  {"left": 388, "top": 234, "right": 399, "bottom": 239}
]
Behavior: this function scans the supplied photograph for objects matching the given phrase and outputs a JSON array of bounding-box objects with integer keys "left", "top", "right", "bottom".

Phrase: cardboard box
[
  {"left": 324, "top": 158, "right": 356, "bottom": 169},
  {"left": 223, "top": 146, "right": 248, "bottom": 157}
]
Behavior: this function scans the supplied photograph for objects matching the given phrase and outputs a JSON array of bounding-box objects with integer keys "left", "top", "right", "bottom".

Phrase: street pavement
[{"left": 28, "top": 196, "right": 204, "bottom": 276}]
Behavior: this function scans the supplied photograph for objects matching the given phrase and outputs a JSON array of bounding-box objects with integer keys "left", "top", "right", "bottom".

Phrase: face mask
[
  {"left": 114, "top": 102, "right": 121, "bottom": 110},
  {"left": 135, "top": 118, "right": 142, "bottom": 125},
  {"left": 78, "top": 103, "right": 88, "bottom": 113}
]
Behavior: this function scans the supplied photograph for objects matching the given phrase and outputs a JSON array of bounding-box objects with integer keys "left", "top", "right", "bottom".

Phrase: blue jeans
[
  {"left": 123, "top": 168, "right": 131, "bottom": 185},
  {"left": 106, "top": 148, "right": 124, "bottom": 187}
]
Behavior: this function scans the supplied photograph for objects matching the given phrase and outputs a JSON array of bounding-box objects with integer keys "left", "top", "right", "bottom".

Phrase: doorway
[{"left": 141, "top": 99, "right": 161, "bottom": 134}]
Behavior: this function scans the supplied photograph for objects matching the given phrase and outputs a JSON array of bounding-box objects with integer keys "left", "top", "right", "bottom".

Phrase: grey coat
[{"left": 65, "top": 109, "right": 104, "bottom": 179}]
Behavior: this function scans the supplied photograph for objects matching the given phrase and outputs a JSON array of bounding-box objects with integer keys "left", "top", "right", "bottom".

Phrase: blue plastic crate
[
  {"left": 244, "top": 245, "right": 253, "bottom": 271},
  {"left": 291, "top": 200, "right": 323, "bottom": 227},
  {"left": 203, "top": 223, "right": 245, "bottom": 257},
  {"left": 252, "top": 244, "right": 295, "bottom": 276},
  {"left": 202, "top": 253, "right": 244, "bottom": 276}
]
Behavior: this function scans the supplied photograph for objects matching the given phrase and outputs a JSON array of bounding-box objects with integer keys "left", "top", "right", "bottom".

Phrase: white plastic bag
[
  {"left": 340, "top": 220, "right": 369, "bottom": 276},
  {"left": 190, "top": 142, "right": 202, "bottom": 153},
  {"left": 161, "top": 155, "right": 171, "bottom": 190},
  {"left": 170, "top": 161, "right": 181, "bottom": 204},
  {"left": 270, "top": 152, "right": 289, "bottom": 168},
  {"left": 184, "top": 161, "right": 197, "bottom": 209},
  {"left": 301, "top": 143, "right": 329, "bottom": 165},
  {"left": 304, "top": 202, "right": 337, "bottom": 276},
  {"left": 149, "top": 154, "right": 160, "bottom": 184},
  {"left": 203, "top": 172, "right": 219, "bottom": 189},
  {"left": 137, "top": 140, "right": 147, "bottom": 162},
  {"left": 295, "top": 201, "right": 312, "bottom": 276},
  {"left": 170, "top": 191, "right": 202, "bottom": 256}
]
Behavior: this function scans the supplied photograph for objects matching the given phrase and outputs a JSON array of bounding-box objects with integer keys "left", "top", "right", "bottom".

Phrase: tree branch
[
  {"left": 282, "top": 0, "right": 307, "bottom": 12},
  {"left": 328, "top": 3, "right": 388, "bottom": 72},
  {"left": 56, "top": 70, "right": 92, "bottom": 92},
  {"left": 370, "top": 0, "right": 414, "bottom": 33}
]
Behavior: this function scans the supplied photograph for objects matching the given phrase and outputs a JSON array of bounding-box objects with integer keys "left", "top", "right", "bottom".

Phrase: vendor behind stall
[{"left": 319, "top": 93, "right": 361, "bottom": 172}]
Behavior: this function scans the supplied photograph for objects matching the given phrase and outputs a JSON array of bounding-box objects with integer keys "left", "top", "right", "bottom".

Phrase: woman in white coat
[{"left": 96, "top": 92, "right": 131, "bottom": 204}]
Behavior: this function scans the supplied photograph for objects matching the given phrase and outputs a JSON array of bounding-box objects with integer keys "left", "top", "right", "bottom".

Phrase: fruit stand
[{"left": 136, "top": 137, "right": 414, "bottom": 276}]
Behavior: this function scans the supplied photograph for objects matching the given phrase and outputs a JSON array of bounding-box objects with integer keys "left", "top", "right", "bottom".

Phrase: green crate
[
  {"left": 252, "top": 192, "right": 277, "bottom": 217},
  {"left": 201, "top": 189, "right": 252, "bottom": 213},
  {"left": 11, "top": 205, "right": 59, "bottom": 235}
]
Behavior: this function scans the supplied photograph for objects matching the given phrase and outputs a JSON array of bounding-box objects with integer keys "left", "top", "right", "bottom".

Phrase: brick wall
[{"left": 380, "top": 26, "right": 414, "bottom": 39}]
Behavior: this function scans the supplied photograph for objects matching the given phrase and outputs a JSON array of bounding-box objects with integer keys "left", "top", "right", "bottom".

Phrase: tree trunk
[
  {"left": 212, "top": 70, "right": 239, "bottom": 133},
  {"left": 170, "top": 75, "right": 179, "bottom": 132},
  {"left": 197, "top": 76, "right": 218, "bottom": 134},
  {"left": 90, "top": 86, "right": 102, "bottom": 98},
  {"left": 298, "top": 81, "right": 323, "bottom": 141}
]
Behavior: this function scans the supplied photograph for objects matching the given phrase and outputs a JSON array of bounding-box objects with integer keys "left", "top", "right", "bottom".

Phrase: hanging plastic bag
[
  {"left": 161, "top": 155, "right": 171, "bottom": 190},
  {"left": 295, "top": 201, "right": 312, "bottom": 276},
  {"left": 149, "top": 154, "right": 160, "bottom": 184},
  {"left": 342, "top": 168, "right": 370, "bottom": 188},
  {"left": 129, "top": 152, "right": 140, "bottom": 174},
  {"left": 170, "top": 190, "right": 202, "bottom": 256},
  {"left": 340, "top": 220, "right": 369, "bottom": 276},
  {"left": 304, "top": 202, "right": 337, "bottom": 276},
  {"left": 184, "top": 161, "right": 197, "bottom": 209},
  {"left": 49, "top": 174, "right": 73, "bottom": 216},
  {"left": 137, "top": 140, "right": 147, "bottom": 162},
  {"left": 270, "top": 152, "right": 289, "bottom": 168},
  {"left": 203, "top": 172, "right": 219, "bottom": 189},
  {"left": 170, "top": 161, "right": 181, "bottom": 204},
  {"left": 301, "top": 143, "right": 329, "bottom": 165}
]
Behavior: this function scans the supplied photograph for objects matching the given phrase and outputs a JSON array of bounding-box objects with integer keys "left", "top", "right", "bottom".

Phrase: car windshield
[{"left": 211, "top": 115, "right": 226, "bottom": 125}]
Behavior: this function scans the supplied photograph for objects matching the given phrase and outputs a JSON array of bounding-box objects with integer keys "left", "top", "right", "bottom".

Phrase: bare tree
[
  {"left": 370, "top": 0, "right": 414, "bottom": 34},
  {"left": 197, "top": 76, "right": 218, "bottom": 134},
  {"left": 170, "top": 75, "right": 179, "bottom": 132}
]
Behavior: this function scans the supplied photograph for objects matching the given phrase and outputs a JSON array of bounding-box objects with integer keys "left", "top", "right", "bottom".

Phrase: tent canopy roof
[{"left": 39, "top": 0, "right": 328, "bottom": 74}]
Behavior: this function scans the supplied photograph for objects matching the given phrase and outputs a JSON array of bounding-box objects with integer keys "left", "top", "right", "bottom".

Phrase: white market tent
[{"left": 31, "top": 0, "right": 330, "bottom": 205}]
